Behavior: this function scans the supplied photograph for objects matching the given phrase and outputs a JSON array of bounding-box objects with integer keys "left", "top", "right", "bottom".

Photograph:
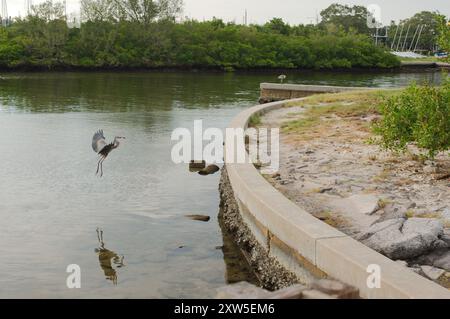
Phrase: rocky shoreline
[
  {"left": 218, "top": 167, "right": 362, "bottom": 298},
  {"left": 218, "top": 167, "right": 299, "bottom": 291},
  {"left": 257, "top": 97, "right": 450, "bottom": 288}
]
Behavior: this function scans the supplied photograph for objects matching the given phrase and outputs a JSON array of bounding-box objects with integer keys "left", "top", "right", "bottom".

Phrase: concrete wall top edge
[{"left": 259, "top": 83, "right": 385, "bottom": 92}]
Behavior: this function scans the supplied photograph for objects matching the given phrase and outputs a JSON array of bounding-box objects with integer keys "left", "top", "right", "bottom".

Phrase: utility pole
[
  {"left": 26, "top": 0, "right": 32, "bottom": 15},
  {"left": 244, "top": 9, "right": 248, "bottom": 26},
  {"left": 1, "top": 0, "right": 8, "bottom": 26},
  {"left": 63, "top": 0, "right": 67, "bottom": 19},
  {"left": 373, "top": 26, "right": 388, "bottom": 47}
]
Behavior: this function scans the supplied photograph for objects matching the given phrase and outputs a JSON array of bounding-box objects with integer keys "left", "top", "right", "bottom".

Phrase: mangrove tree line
[{"left": 0, "top": 1, "right": 401, "bottom": 70}]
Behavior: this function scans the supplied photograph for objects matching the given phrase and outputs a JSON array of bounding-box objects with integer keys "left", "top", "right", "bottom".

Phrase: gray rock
[
  {"left": 395, "top": 260, "right": 408, "bottom": 267},
  {"left": 311, "top": 279, "right": 359, "bottom": 299},
  {"left": 442, "top": 208, "right": 450, "bottom": 223},
  {"left": 301, "top": 290, "right": 336, "bottom": 299},
  {"left": 420, "top": 265, "right": 445, "bottom": 280},
  {"left": 318, "top": 159, "right": 331, "bottom": 166},
  {"left": 319, "top": 187, "right": 333, "bottom": 194},
  {"left": 345, "top": 194, "right": 381, "bottom": 216},
  {"left": 216, "top": 282, "right": 270, "bottom": 299},
  {"left": 359, "top": 218, "right": 446, "bottom": 260},
  {"left": 441, "top": 229, "right": 450, "bottom": 246},
  {"left": 357, "top": 218, "right": 405, "bottom": 241},
  {"left": 409, "top": 266, "right": 422, "bottom": 274},
  {"left": 198, "top": 164, "right": 220, "bottom": 175},
  {"left": 375, "top": 204, "right": 407, "bottom": 223},
  {"left": 414, "top": 248, "right": 450, "bottom": 271},
  {"left": 267, "top": 284, "right": 307, "bottom": 299},
  {"left": 433, "top": 251, "right": 450, "bottom": 270},
  {"left": 407, "top": 202, "right": 417, "bottom": 209},
  {"left": 418, "top": 249, "right": 450, "bottom": 271},
  {"left": 402, "top": 218, "right": 444, "bottom": 244},
  {"left": 423, "top": 166, "right": 438, "bottom": 174}
]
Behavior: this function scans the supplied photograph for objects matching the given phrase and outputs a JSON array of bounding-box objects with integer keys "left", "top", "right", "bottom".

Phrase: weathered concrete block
[
  {"left": 311, "top": 279, "right": 359, "bottom": 299},
  {"left": 267, "top": 284, "right": 307, "bottom": 299}
]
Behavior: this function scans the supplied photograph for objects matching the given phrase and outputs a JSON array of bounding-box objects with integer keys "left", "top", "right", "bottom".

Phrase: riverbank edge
[
  {"left": 220, "top": 94, "right": 450, "bottom": 299},
  {"left": 0, "top": 63, "right": 445, "bottom": 74}
]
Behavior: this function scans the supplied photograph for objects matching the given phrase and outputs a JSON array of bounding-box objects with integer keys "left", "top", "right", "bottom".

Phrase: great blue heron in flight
[{"left": 92, "top": 130, "right": 125, "bottom": 177}]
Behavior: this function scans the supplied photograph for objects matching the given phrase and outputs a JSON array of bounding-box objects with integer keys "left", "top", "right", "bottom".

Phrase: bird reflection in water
[{"left": 95, "top": 228, "right": 125, "bottom": 285}]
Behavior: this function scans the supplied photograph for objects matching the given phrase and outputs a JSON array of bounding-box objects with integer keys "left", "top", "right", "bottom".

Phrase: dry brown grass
[
  {"left": 313, "top": 211, "right": 347, "bottom": 228},
  {"left": 281, "top": 90, "right": 401, "bottom": 143}
]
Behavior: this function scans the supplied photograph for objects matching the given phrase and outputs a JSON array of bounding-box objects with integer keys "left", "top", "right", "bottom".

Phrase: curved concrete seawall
[
  {"left": 259, "top": 83, "right": 384, "bottom": 103},
  {"left": 222, "top": 97, "right": 450, "bottom": 299}
]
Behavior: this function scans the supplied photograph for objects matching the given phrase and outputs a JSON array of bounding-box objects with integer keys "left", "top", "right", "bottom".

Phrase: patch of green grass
[
  {"left": 248, "top": 113, "right": 261, "bottom": 127},
  {"left": 400, "top": 57, "right": 441, "bottom": 63},
  {"left": 406, "top": 210, "right": 415, "bottom": 218},
  {"left": 377, "top": 198, "right": 391, "bottom": 209}
]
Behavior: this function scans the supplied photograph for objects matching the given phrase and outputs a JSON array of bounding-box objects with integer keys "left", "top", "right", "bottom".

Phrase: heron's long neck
[{"left": 113, "top": 138, "right": 120, "bottom": 149}]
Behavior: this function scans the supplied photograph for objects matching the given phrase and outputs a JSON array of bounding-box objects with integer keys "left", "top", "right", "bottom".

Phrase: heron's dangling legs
[
  {"left": 100, "top": 159, "right": 104, "bottom": 178},
  {"left": 96, "top": 156, "right": 106, "bottom": 177},
  {"left": 96, "top": 157, "right": 102, "bottom": 175},
  {"left": 96, "top": 155, "right": 105, "bottom": 175}
]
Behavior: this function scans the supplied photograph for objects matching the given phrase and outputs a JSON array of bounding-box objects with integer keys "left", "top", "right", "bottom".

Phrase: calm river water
[{"left": 0, "top": 70, "right": 444, "bottom": 298}]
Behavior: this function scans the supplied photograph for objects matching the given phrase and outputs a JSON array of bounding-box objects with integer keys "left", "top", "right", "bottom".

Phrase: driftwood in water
[{"left": 185, "top": 214, "right": 211, "bottom": 222}]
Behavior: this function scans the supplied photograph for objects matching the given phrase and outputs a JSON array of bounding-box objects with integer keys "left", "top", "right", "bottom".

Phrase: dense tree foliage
[
  {"left": 436, "top": 16, "right": 450, "bottom": 61},
  {"left": 0, "top": 1, "right": 400, "bottom": 70},
  {"left": 319, "top": 3, "right": 371, "bottom": 35}
]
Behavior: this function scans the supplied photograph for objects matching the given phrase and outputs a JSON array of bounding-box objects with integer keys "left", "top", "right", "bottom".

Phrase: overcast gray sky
[{"left": 5, "top": 0, "right": 450, "bottom": 25}]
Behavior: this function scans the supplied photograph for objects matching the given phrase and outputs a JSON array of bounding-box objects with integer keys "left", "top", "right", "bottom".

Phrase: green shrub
[
  {"left": 374, "top": 77, "right": 450, "bottom": 158},
  {"left": 248, "top": 113, "right": 262, "bottom": 127}
]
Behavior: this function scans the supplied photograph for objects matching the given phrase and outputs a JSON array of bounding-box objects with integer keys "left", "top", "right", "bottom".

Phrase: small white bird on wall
[{"left": 92, "top": 130, "right": 125, "bottom": 177}]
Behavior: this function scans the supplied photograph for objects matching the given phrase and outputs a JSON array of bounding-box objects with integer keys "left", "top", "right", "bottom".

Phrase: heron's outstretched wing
[{"left": 92, "top": 130, "right": 107, "bottom": 153}]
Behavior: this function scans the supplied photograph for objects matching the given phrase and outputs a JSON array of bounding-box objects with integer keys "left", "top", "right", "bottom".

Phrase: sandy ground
[
  {"left": 256, "top": 101, "right": 450, "bottom": 287},
  {"left": 259, "top": 104, "right": 450, "bottom": 234}
]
